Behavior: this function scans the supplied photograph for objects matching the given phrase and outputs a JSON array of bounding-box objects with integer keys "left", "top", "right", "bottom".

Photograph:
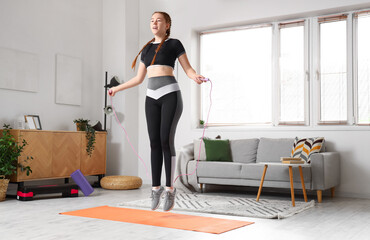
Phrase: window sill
[{"left": 194, "top": 124, "right": 370, "bottom": 132}]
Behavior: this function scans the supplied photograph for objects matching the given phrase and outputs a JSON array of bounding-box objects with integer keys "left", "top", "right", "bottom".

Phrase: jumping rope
[
  {"left": 172, "top": 78, "right": 212, "bottom": 184},
  {"left": 108, "top": 93, "right": 151, "bottom": 179},
  {"left": 108, "top": 77, "right": 212, "bottom": 185}
]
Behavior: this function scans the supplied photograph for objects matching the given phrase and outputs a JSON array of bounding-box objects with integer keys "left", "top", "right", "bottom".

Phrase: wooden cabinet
[
  {"left": 3, "top": 129, "right": 106, "bottom": 182},
  {"left": 52, "top": 132, "right": 81, "bottom": 178},
  {"left": 81, "top": 133, "right": 106, "bottom": 176},
  {"left": 17, "top": 131, "right": 53, "bottom": 180}
]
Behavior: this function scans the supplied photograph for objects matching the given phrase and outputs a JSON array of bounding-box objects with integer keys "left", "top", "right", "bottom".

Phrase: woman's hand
[
  {"left": 178, "top": 54, "right": 206, "bottom": 85},
  {"left": 108, "top": 87, "right": 117, "bottom": 97},
  {"left": 193, "top": 74, "right": 205, "bottom": 85}
]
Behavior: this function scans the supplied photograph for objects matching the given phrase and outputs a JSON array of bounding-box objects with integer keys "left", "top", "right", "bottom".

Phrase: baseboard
[
  {"left": 335, "top": 191, "right": 370, "bottom": 199},
  {"left": 140, "top": 180, "right": 370, "bottom": 199}
]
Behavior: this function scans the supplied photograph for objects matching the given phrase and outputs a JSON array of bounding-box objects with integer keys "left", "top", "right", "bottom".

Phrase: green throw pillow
[{"left": 203, "top": 139, "right": 232, "bottom": 162}]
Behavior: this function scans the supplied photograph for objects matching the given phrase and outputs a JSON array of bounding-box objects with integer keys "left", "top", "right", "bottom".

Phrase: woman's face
[{"left": 150, "top": 13, "right": 169, "bottom": 36}]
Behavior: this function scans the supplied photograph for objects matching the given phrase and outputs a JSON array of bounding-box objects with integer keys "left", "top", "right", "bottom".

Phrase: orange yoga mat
[{"left": 60, "top": 206, "right": 254, "bottom": 234}]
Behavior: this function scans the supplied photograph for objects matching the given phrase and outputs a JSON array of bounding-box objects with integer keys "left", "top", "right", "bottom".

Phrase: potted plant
[
  {"left": 0, "top": 124, "right": 32, "bottom": 201},
  {"left": 73, "top": 119, "right": 96, "bottom": 157},
  {"left": 73, "top": 118, "right": 89, "bottom": 131},
  {"left": 199, "top": 119, "right": 205, "bottom": 128}
]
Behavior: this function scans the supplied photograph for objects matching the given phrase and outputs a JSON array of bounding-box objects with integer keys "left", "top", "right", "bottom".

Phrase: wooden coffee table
[{"left": 256, "top": 162, "right": 311, "bottom": 207}]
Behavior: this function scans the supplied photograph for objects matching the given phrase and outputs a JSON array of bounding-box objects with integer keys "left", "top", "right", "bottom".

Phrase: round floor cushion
[{"left": 100, "top": 176, "right": 142, "bottom": 190}]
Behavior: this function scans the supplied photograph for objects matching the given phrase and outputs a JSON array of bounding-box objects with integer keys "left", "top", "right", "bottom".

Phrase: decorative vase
[{"left": 0, "top": 176, "right": 10, "bottom": 202}]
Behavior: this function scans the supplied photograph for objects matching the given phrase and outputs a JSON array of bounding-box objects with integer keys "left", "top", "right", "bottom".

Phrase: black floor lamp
[
  {"left": 90, "top": 72, "right": 120, "bottom": 188},
  {"left": 103, "top": 71, "right": 120, "bottom": 131}
]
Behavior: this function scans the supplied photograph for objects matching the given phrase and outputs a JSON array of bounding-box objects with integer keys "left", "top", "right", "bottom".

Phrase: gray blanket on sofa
[{"left": 174, "top": 143, "right": 200, "bottom": 193}]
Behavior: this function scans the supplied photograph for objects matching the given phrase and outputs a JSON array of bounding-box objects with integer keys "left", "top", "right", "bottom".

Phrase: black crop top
[{"left": 140, "top": 38, "right": 186, "bottom": 69}]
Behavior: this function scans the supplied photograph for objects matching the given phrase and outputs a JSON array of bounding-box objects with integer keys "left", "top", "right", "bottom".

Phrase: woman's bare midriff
[{"left": 147, "top": 65, "right": 174, "bottom": 78}]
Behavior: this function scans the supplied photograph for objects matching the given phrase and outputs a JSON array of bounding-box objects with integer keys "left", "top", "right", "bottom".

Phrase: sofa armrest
[
  {"left": 310, "top": 152, "right": 340, "bottom": 190},
  {"left": 174, "top": 143, "right": 200, "bottom": 193},
  {"left": 179, "top": 143, "right": 194, "bottom": 158}
]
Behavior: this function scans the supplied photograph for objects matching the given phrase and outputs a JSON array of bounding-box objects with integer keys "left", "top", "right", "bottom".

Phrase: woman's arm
[
  {"left": 109, "top": 62, "right": 147, "bottom": 96},
  {"left": 178, "top": 53, "right": 204, "bottom": 84}
]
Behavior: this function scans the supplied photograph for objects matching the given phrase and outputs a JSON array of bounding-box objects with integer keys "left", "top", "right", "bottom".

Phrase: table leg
[
  {"left": 299, "top": 166, "right": 308, "bottom": 202},
  {"left": 256, "top": 164, "right": 268, "bottom": 202},
  {"left": 288, "top": 166, "right": 295, "bottom": 207}
]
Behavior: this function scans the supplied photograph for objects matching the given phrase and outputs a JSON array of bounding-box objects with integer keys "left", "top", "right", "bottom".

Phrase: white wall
[
  {"left": 103, "top": 0, "right": 139, "bottom": 176},
  {"left": 2, "top": 0, "right": 370, "bottom": 198},
  {"left": 0, "top": 0, "right": 141, "bottom": 182},
  {"left": 0, "top": 0, "right": 142, "bottom": 187},
  {"left": 136, "top": 0, "right": 370, "bottom": 198},
  {"left": 0, "top": 0, "right": 103, "bottom": 130}
]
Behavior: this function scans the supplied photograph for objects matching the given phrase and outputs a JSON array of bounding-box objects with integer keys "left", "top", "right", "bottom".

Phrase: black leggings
[{"left": 145, "top": 91, "right": 183, "bottom": 187}]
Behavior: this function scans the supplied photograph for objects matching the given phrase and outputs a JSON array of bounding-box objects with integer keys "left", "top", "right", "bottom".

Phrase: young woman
[{"left": 109, "top": 11, "right": 204, "bottom": 211}]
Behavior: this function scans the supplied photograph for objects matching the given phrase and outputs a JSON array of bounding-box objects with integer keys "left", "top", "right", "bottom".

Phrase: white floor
[{"left": 1, "top": 184, "right": 370, "bottom": 240}]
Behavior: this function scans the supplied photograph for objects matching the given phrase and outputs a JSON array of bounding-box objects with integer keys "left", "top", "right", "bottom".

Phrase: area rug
[
  {"left": 60, "top": 206, "right": 253, "bottom": 234},
  {"left": 118, "top": 192, "right": 315, "bottom": 219}
]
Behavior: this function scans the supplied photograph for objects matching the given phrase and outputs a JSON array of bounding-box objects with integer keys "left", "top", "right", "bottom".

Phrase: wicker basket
[
  {"left": 0, "top": 175, "right": 10, "bottom": 202},
  {"left": 101, "top": 176, "right": 142, "bottom": 190}
]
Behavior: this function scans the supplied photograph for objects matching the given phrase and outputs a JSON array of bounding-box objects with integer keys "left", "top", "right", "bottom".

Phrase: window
[
  {"left": 200, "top": 25, "right": 272, "bottom": 125},
  {"left": 355, "top": 11, "right": 370, "bottom": 124},
  {"left": 197, "top": 8, "right": 370, "bottom": 128},
  {"left": 278, "top": 20, "right": 307, "bottom": 124},
  {"left": 318, "top": 14, "right": 348, "bottom": 123}
]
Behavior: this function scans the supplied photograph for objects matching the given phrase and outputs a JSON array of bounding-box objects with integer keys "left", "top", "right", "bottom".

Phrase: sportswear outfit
[{"left": 140, "top": 38, "right": 185, "bottom": 188}]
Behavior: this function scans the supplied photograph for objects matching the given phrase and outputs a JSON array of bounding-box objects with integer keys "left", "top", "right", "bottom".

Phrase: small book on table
[{"left": 280, "top": 157, "right": 306, "bottom": 164}]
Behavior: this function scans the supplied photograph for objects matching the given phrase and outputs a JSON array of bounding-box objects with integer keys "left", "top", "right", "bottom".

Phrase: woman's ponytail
[
  {"left": 131, "top": 38, "right": 155, "bottom": 70},
  {"left": 150, "top": 35, "right": 169, "bottom": 66}
]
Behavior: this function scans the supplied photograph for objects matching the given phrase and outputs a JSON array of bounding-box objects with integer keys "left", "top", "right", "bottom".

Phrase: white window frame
[
  {"left": 348, "top": 12, "right": 355, "bottom": 126},
  {"left": 353, "top": 10, "right": 370, "bottom": 126},
  {"left": 199, "top": 23, "right": 274, "bottom": 127},
  {"left": 195, "top": 8, "right": 370, "bottom": 131},
  {"left": 353, "top": 11, "right": 359, "bottom": 125},
  {"left": 313, "top": 13, "right": 353, "bottom": 125},
  {"left": 275, "top": 19, "right": 310, "bottom": 126}
]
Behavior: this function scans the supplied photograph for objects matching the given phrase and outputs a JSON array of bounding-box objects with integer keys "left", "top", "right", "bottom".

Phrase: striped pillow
[
  {"left": 305, "top": 137, "right": 325, "bottom": 163},
  {"left": 291, "top": 137, "right": 325, "bottom": 163},
  {"left": 291, "top": 137, "right": 306, "bottom": 159}
]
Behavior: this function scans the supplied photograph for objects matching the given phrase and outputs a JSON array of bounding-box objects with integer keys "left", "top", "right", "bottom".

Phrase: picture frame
[{"left": 24, "top": 115, "right": 42, "bottom": 130}]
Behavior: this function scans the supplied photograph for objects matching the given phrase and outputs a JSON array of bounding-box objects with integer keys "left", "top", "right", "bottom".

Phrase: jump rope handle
[
  {"left": 108, "top": 89, "right": 113, "bottom": 95},
  {"left": 200, "top": 77, "right": 209, "bottom": 82}
]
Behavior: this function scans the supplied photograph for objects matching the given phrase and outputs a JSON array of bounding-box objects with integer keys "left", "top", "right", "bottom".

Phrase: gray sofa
[{"left": 177, "top": 137, "right": 340, "bottom": 203}]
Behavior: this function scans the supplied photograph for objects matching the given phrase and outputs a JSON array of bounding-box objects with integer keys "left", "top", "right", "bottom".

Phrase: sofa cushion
[
  {"left": 203, "top": 139, "right": 232, "bottom": 162},
  {"left": 196, "top": 161, "right": 242, "bottom": 179},
  {"left": 230, "top": 139, "right": 259, "bottom": 163},
  {"left": 291, "top": 137, "right": 325, "bottom": 163},
  {"left": 303, "top": 137, "right": 325, "bottom": 163},
  {"left": 193, "top": 139, "right": 206, "bottom": 161},
  {"left": 291, "top": 137, "right": 306, "bottom": 159},
  {"left": 256, "top": 138, "right": 295, "bottom": 163}
]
